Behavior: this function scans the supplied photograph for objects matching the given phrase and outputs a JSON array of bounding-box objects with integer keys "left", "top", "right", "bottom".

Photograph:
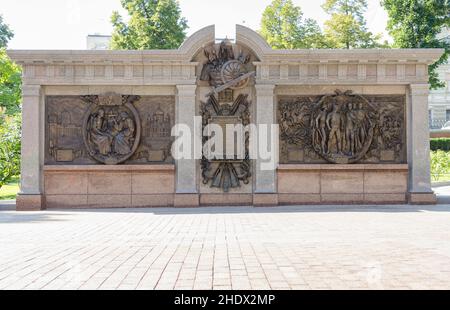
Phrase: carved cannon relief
[{"left": 279, "top": 90, "right": 405, "bottom": 164}]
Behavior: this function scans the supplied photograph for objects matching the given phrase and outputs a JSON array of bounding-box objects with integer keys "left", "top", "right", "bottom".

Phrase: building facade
[
  {"left": 8, "top": 25, "right": 443, "bottom": 210},
  {"left": 86, "top": 34, "right": 112, "bottom": 50}
]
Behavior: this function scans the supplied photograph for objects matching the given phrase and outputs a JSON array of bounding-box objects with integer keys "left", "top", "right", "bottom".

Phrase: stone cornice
[{"left": 6, "top": 25, "right": 445, "bottom": 86}]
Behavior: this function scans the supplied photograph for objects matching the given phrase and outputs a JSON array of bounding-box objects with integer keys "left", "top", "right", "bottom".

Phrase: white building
[
  {"left": 86, "top": 34, "right": 112, "bottom": 50},
  {"left": 429, "top": 28, "right": 450, "bottom": 129}
]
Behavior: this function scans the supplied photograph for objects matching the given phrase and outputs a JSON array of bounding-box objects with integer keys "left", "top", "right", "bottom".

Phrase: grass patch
[
  {"left": 0, "top": 176, "right": 20, "bottom": 200},
  {"left": 432, "top": 174, "right": 450, "bottom": 183}
]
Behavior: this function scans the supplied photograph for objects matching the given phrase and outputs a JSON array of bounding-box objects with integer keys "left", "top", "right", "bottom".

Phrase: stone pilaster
[
  {"left": 16, "top": 85, "right": 44, "bottom": 211},
  {"left": 254, "top": 84, "right": 278, "bottom": 206},
  {"left": 174, "top": 85, "right": 199, "bottom": 207},
  {"left": 408, "top": 84, "right": 436, "bottom": 204}
]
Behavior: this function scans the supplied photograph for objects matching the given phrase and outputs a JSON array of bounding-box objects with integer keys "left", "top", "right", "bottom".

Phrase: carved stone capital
[
  {"left": 410, "top": 84, "right": 429, "bottom": 96},
  {"left": 22, "top": 85, "right": 41, "bottom": 97},
  {"left": 176, "top": 85, "right": 197, "bottom": 97},
  {"left": 255, "top": 84, "right": 275, "bottom": 97}
]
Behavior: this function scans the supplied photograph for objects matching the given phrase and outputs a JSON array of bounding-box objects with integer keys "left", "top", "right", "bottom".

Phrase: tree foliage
[
  {"left": 0, "top": 15, "right": 13, "bottom": 49},
  {"left": 0, "top": 49, "right": 22, "bottom": 115},
  {"left": 382, "top": 0, "right": 450, "bottom": 89},
  {"left": 322, "top": 0, "right": 383, "bottom": 49},
  {"left": 0, "top": 110, "right": 21, "bottom": 190},
  {"left": 111, "top": 0, "right": 188, "bottom": 50},
  {"left": 430, "top": 150, "right": 450, "bottom": 181},
  {"left": 260, "top": 0, "right": 326, "bottom": 49}
]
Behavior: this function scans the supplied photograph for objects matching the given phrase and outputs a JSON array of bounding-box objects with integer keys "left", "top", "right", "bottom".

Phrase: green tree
[
  {"left": 0, "top": 49, "right": 22, "bottom": 115},
  {"left": 322, "top": 0, "right": 383, "bottom": 49},
  {"left": 382, "top": 0, "right": 450, "bottom": 89},
  {"left": 0, "top": 15, "right": 13, "bottom": 49},
  {"left": 111, "top": 0, "right": 188, "bottom": 50},
  {"left": 260, "top": 0, "right": 326, "bottom": 49},
  {"left": 0, "top": 109, "right": 21, "bottom": 190}
]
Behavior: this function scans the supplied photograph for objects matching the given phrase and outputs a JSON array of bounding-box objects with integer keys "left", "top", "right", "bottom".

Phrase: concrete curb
[{"left": 432, "top": 181, "right": 450, "bottom": 188}]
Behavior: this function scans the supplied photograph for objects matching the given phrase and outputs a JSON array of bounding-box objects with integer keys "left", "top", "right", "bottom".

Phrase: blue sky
[{"left": 1, "top": 0, "right": 390, "bottom": 50}]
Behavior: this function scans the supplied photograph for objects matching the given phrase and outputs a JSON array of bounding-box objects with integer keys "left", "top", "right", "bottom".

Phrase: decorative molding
[
  {"left": 410, "top": 84, "right": 430, "bottom": 96},
  {"left": 8, "top": 25, "right": 443, "bottom": 87}
]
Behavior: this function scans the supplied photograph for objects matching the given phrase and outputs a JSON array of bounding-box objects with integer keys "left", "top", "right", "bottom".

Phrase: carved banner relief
[
  {"left": 45, "top": 95, "right": 175, "bottom": 165},
  {"left": 279, "top": 91, "right": 406, "bottom": 164}
]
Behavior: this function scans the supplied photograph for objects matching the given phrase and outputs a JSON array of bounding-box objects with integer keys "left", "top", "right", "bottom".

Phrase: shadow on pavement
[
  {"left": 2, "top": 199, "right": 450, "bottom": 219},
  {"left": 45, "top": 204, "right": 450, "bottom": 215}
]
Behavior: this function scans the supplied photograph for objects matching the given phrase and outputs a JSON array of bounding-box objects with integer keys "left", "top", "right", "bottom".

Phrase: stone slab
[
  {"left": 174, "top": 194, "right": 200, "bottom": 208},
  {"left": 88, "top": 173, "right": 132, "bottom": 195},
  {"left": 253, "top": 194, "right": 278, "bottom": 207},
  {"left": 278, "top": 171, "right": 320, "bottom": 194},
  {"left": 87, "top": 195, "right": 132, "bottom": 208},
  {"left": 132, "top": 194, "right": 174, "bottom": 207},
  {"left": 46, "top": 195, "right": 88, "bottom": 209},
  {"left": 278, "top": 194, "right": 321, "bottom": 205},
  {"left": 408, "top": 192, "right": 437, "bottom": 205},
  {"left": 16, "top": 194, "right": 45, "bottom": 211},
  {"left": 364, "top": 194, "right": 407, "bottom": 204},
  {"left": 132, "top": 172, "right": 175, "bottom": 195},
  {"left": 200, "top": 194, "right": 253, "bottom": 206},
  {"left": 364, "top": 171, "right": 408, "bottom": 194},
  {"left": 321, "top": 172, "right": 364, "bottom": 194},
  {"left": 44, "top": 172, "right": 88, "bottom": 195},
  {"left": 321, "top": 194, "right": 365, "bottom": 204}
]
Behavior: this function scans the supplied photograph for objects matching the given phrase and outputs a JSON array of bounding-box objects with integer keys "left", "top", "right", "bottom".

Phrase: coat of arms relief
[{"left": 199, "top": 40, "right": 255, "bottom": 192}]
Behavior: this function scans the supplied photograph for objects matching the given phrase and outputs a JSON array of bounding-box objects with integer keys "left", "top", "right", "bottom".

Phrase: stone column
[
  {"left": 253, "top": 84, "right": 278, "bottom": 206},
  {"left": 174, "top": 85, "right": 199, "bottom": 207},
  {"left": 16, "top": 85, "right": 44, "bottom": 211},
  {"left": 408, "top": 84, "right": 436, "bottom": 204}
]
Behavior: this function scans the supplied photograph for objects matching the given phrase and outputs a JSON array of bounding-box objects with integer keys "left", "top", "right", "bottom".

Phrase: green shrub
[
  {"left": 430, "top": 138, "right": 450, "bottom": 151},
  {"left": 430, "top": 150, "right": 450, "bottom": 181},
  {"left": 0, "top": 109, "right": 21, "bottom": 190}
]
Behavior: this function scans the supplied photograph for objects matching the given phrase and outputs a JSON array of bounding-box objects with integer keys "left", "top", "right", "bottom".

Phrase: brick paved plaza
[{"left": 1, "top": 205, "right": 450, "bottom": 290}]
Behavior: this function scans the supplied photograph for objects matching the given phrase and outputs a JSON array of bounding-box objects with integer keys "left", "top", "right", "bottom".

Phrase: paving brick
[{"left": 1, "top": 205, "right": 450, "bottom": 290}]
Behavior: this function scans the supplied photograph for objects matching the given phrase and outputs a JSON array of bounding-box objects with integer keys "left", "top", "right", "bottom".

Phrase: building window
[
  {"left": 429, "top": 110, "right": 433, "bottom": 126},
  {"left": 446, "top": 110, "right": 450, "bottom": 121}
]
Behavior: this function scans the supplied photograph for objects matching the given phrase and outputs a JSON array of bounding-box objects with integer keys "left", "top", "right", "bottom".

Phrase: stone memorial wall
[{"left": 8, "top": 25, "right": 444, "bottom": 210}]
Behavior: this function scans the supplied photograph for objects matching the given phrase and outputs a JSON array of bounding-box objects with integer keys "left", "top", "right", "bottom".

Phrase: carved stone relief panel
[
  {"left": 199, "top": 39, "right": 255, "bottom": 192},
  {"left": 278, "top": 90, "right": 406, "bottom": 164},
  {"left": 45, "top": 94, "right": 175, "bottom": 165}
]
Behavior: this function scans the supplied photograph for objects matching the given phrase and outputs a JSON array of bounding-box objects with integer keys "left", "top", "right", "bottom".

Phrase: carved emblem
[
  {"left": 81, "top": 93, "right": 141, "bottom": 165},
  {"left": 201, "top": 94, "right": 252, "bottom": 192},
  {"left": 199, "top": 40, "right": 254, "bottom": 192},
  {"left": 200, "top": 39, "right": 254, "bottom": 96},
  {"left": 279, "top": 90, "right": 404, "bottom": 164}
]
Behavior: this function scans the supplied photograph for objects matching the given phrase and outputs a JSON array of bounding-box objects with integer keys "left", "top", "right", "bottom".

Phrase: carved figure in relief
[
  {"left": 113, "top": 112, "right": 135, "bottom": 155},
  {"left": 326, "top": 103, "right": 344, "bottom": 154},
  {"left": 90, "top": 109, "right": 112, "bottom": 156},
  {"left": 279, "top": 90, "right": 400, "bottom": 164},
  {"left": 345, "top": 103, "right": 357, "bottom": 154},
  {"left": 82, "top": 93, "right": 141, "bottom": 165},
  {"left": 315, "top": 106, "right": 328, "bottom": 153},
  {"left": 354, "top": 102, "right": 368, "bottom": 148}
]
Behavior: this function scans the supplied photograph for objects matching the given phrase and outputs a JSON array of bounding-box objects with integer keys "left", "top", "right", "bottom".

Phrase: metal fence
[{"left": 430, "top": 119, "right": 448, "bottom": 130}]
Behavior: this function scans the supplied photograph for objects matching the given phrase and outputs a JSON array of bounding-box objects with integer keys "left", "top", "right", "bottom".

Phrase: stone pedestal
[
  {"left": 17, "top": 85, "right": 44, "bottom": 211},
  {"left": 16, "top": 194, "right": 44, "bottom": 211},
  {"left": 408, "top": 84, "right": 437, "bottom": 204}
]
